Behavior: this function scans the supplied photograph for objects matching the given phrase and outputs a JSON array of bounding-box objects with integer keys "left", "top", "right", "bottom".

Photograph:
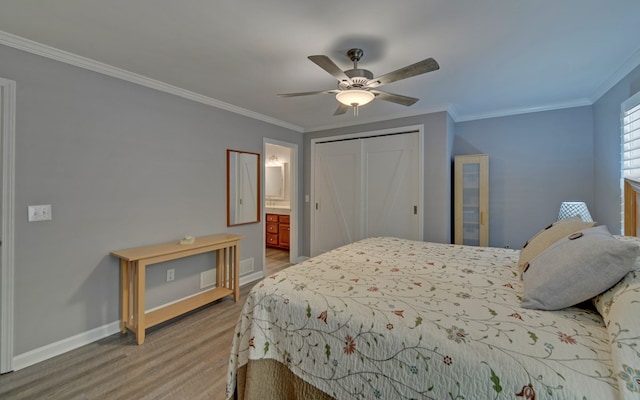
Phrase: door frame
[
  {"left": 0, "top": 78, "right": 16, "bottom": 373},
  {"left": 263, "top": 138, "right": 299, "bottom": 265},
  {"left": 310, "top": 125, "right": 424, "bottom": 256}
]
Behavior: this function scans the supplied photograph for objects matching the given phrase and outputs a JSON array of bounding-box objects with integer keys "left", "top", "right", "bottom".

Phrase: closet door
[
  {"left": 313, "top": 139, "right": 362, "bottom": 256},
  {"left": 312, "top": 131, "right": 421, "bottom": 256},
  {"left": 363, "top": 133, "right": 420, "bottom": 240}
]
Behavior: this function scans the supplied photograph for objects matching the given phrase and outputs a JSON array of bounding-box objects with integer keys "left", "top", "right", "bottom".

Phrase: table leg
[
  {"left": 217, "top": 249, "right": 223, "bottom": 290},
  {"left": 119, "top": 260, "right": 129, "bottom": 334},
  {"left": 135, "top": 261, "right": 146, "bottom": 345},
  {"left": 234, "top": 243, "right": 240, "bottom": 301}
]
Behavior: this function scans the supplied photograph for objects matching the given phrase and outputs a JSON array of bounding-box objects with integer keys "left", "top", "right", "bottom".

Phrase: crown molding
[
  {"left": 3, "top": 29, "right": 637, "bottom": 132},
  {"left": 453, "top": 98, "right": 593, "bottom": 123},
  {"left": 0, "top": 31, "right": 304, "bottom": 133},
  {"left": 591, "top": 46, "right": 640, "bottom": 103}
]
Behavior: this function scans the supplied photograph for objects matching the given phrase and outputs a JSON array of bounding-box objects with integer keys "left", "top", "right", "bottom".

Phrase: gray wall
[
  {"left": 303, "top": 112, "right": 453, "bottom": 255},
  {"left": 593, "top": 64, "right": 640, "bottom": 234},
  {"left": 454, "top": 106, "right": 595, "bottom": 249},
  {"left": 0, "top": 44, "right": 302, "bottom": 355},
  {"left": 4, "top": 36, "right": 639, "bottom": 361}
]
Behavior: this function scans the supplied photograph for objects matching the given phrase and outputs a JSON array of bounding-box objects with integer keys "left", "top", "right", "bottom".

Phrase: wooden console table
[{"left": 111, "top": 233, "right": 243, "bottom": 345}]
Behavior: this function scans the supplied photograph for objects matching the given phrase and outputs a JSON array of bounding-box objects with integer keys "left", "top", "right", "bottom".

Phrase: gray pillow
[
  {"left": 518, "top": 216, "right": 596, "bottom": 277},
  {"left": 521, "top": 225, "right": 640, "bottom": 310}
]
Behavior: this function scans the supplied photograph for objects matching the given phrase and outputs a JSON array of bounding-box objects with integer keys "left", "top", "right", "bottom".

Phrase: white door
[
  {"left": 312, "top": 131, "right": 421, "bottom": 256},
  {"left": 313, "top": 139, "right": 362, "bottom": 256},
  {"left": 363, "top": 132, "right": 420, "bottom": 240}
]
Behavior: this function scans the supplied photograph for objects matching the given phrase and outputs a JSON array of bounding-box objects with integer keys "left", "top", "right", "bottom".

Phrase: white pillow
[
  {"left": 592, "top": 264, "right": 640, "bottom": 397},
  {"left": 521, "top": 225, "right": 640, "bottom": 310}
]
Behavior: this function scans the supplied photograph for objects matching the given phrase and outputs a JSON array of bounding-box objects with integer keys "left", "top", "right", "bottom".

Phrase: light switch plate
[{"left": 28, "top": 204, "right": 52, "bottom": 222}]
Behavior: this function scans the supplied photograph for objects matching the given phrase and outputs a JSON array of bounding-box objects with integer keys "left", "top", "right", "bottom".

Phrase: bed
[{"left": 226, "top": 182, "right": 640, "bottom": 399}]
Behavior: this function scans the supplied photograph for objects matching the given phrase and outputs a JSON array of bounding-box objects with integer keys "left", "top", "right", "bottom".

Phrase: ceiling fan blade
[
  {"left": 371, "top": 90, "right": 419, "bottom": 106},
  {"left": 367, "top": 58, "right": 439, "bottom": 88},
  {"left": 278, "top": 89, "right": 338, "bottom": 97},
  {"left": 308, "top": 55, "right": 353, "bottom": 84},
  {"left": 334, "top": 103, "right": 350, "bottom": 115}
]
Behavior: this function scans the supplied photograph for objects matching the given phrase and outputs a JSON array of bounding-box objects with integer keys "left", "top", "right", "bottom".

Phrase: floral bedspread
[{"left": 227, "top": 237, "right": 621, "bottom": 399}]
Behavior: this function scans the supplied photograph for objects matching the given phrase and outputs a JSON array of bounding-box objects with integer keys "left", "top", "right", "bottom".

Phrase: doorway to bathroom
[{"left": 263, "top": 139, "right": 298, "bottom": 275}]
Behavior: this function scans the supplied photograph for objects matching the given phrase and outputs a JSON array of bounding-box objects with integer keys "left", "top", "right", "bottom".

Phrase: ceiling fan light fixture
[{"left": 336, "top": 90, "right": 375, "bottom": 107}]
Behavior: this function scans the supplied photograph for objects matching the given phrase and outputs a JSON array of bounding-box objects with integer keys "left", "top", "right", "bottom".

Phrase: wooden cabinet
[
  {"left": 454, "top": 154, "right": 489, "bottom": 246},
  {"left": 266, "top": 214, "right": 290, "bottom": 249}
]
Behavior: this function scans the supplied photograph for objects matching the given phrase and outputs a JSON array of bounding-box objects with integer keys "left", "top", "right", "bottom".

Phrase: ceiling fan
[{"left": 279, "top": 48, "right": 439, "bottom": 115}]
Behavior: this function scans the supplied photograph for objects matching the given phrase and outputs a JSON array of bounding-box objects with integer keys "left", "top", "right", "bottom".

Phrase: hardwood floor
[{"left": 0, "top": 248, "right": 292, "bottom": 400}]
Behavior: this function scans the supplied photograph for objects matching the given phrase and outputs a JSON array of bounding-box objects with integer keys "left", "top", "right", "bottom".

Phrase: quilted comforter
[{"left": 227, "top": 237, "right": 637, "bottom": 399}]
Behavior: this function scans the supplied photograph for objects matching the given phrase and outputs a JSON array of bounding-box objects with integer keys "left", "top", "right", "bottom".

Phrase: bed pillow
[
  {"left": 593, "top": 234, "right": 640, "bottom": 317},
  {"left": 592, "top": 258, "right": 640, "bottom": 398},
  {"left": 521, "top": 225, "right": 640, "bottom": 310},
  {"left": 518, "top": 216, "right": 596, "bottom": 276}
]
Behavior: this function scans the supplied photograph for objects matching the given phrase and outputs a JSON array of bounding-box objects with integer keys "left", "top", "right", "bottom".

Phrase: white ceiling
[{"left": 1, "top": 1, "right": 640, "bottom": 132}]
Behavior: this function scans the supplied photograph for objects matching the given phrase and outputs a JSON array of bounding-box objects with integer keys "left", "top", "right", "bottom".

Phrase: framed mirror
[
  {"left": 227, "top": 149, "right": 260, "bottom": 226},
  {"left": 265, "top": 165, "right": 285, "bottom": 200}
]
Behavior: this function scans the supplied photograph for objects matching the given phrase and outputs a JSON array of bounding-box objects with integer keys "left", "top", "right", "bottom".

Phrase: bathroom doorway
[{"left": 264, "top": 139, "right": 298, "bottom": 274}]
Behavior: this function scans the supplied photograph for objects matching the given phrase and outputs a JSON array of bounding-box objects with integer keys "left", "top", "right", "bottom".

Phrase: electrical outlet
[
  {"left": 28, "top": 204, "right": 52, "bottom": 222},
  {"left": 166, "top": 269, "right": 175, "bottom": 282}
]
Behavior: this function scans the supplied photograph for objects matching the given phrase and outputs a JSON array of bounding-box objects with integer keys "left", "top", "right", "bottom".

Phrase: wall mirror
[
  {"left": 227, "top": 149, "right": 260, "bottom": 226},
  {"left": 265, "top": 165, "right": 285, "bottom": 199}
]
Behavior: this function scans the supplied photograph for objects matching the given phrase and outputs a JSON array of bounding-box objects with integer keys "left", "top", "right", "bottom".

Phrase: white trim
[
  {"left": 310, "top": 125, "right": 424, "bottom": 256},
  {"left": 0, "top": 78, "right": 16, "bottom": 374},
  {"left": 4, "top": 30, "right": 639, "bottom": 133},
  {"left": 310, "top": 124, "right": 423, "bottom": 144},
  {"left": 446, "top": 105, "right": 460, "bottom": 122},
  {"left": 593, "top": 47, "right": 640, "bottom": 103},
  {"left": 0, "top": 30, "right": 303, "bottom": 133},
  {"left": 4, "top": 30, "right": 638, "bottom": 133},
  {"left": 11, "top": 271, "right": 264, "bottom": 371},
  {"left": 454, "top": 98, "right": 593, "bottom": 123},
  {"left": 303, "top": 97, "right": 596, "bottom": 130},
  {"left": 240, "top": 271, "right": 265, "bottom": 286},
  {"left": 12, "top": 321, "right": 121, "bottom": 371}
]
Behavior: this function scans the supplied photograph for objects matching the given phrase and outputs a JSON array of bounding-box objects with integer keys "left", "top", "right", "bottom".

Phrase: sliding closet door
[
  {"left": 312, "top": 130, "right": 422, "bottom": 256},
  {"left": 313, "top": 139, "right": 362, "bottom": 256},
  {"left": 363, "top": 132, "right": 420, "bottom": 240}
]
